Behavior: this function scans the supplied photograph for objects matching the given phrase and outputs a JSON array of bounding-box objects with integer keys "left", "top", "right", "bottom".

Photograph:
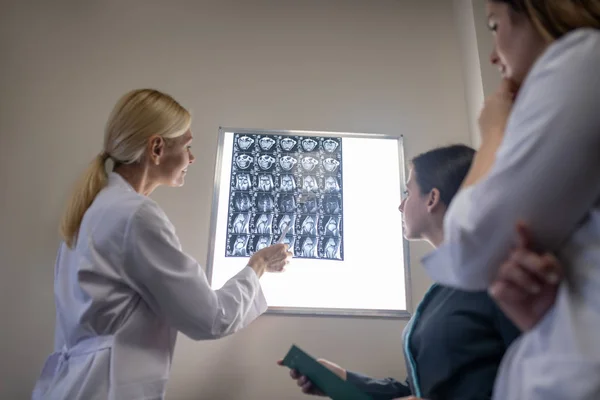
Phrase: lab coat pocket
[{"left": 522, "top": 355, "right": 600, "bottom": 400}]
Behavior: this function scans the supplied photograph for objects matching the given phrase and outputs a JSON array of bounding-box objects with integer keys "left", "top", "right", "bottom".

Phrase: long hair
[
  {"left": 491, "top": 0, "right": 600, "bottom": 41},
  {"left": 411, "top": 145, "right": 475, "bottom": 207},
  {"left": 60, "top": 89, "right": 191, "bottom": 248}
]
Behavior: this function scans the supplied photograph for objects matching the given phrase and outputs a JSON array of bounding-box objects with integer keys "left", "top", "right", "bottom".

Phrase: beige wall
[
  {"left": 452, "top": 0, "right": 503, "bottom": 148},
  {"left": 0, "top": 1, "right": 472, "bottom": 399}
]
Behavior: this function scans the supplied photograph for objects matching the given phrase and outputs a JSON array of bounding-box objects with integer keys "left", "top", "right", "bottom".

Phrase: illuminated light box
[{"left": 206, "top": 128, "right": 410, "bottom": 317}]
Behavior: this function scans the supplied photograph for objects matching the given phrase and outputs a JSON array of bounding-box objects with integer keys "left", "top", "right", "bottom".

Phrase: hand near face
[
  {"left": 478, "top": 78, "right": 519, "bottom": 143},
  {"left": 489, "top": 222, "right": 564, "bottom": 331}
]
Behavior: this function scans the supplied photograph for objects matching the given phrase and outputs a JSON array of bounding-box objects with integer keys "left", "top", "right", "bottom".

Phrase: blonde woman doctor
[{"left": 32, "top": 89, "right": 292, "bottom": 400}]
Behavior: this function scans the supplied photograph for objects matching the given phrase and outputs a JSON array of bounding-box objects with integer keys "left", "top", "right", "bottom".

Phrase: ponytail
[{"left": 60, "top": 152, "right": 110, "bottom": 248}]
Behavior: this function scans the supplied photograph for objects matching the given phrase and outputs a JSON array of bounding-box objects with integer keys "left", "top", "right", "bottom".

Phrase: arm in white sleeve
[
  {"left": 123, "top": 200, "right": 267, "bottom": 340},
  {"left": 422, "top": 29, "right": 600, "bottom": 290}
]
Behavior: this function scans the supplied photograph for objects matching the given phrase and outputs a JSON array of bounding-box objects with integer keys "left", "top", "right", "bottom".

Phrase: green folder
[{"left": 282, "top": 344, "right": 374, "bottom": 400}]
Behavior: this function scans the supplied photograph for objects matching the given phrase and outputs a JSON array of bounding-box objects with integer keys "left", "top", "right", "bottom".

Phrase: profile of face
[
  {"left": 486, "top": 1, "right": 548, "bottom": 85},
  {"left": 398, "top": 168, "right": 433, "bottom": 240},
  {"left": 151, "top": 130, "right": 195, "bottom": 187}
]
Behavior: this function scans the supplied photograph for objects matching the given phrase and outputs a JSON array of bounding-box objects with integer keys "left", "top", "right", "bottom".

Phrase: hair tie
[{"left": 99, "top": 151, "right": 110, "bottom": 161}]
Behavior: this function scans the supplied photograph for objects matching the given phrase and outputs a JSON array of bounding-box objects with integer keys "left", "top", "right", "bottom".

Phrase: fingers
[
  {"left": 489, "top": 279, "right": 528, "bottom": 304},
  {"left": 497, "top": 255, "right": 544, "bottom": 294},
  {"left": 510, "top": 248, "right": 562, "bottom": 285},
  {"left": 515, "top": 221, "right": 534, "bottom": 249}
]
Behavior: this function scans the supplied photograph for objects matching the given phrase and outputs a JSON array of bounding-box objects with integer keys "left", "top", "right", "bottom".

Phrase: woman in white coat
[
  {"left": 32, "top": 89, "right": 292, "bottom": 400},
  {"left": 422, "top": 1, "right": 600, "bottom": 399}
]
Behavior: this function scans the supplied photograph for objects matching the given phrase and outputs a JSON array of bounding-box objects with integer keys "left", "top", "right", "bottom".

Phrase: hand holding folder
[{"left": 280, "top": 345, "right": 373, "bottom": 400}]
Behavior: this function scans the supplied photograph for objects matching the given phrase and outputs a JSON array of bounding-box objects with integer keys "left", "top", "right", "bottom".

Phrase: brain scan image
[
  {"left": 257, "top": 175, "right": 274, "bottom": 191},
  {"left": 301, "top": 156, "right": 318, "bottom": 172},
  {"left": 233, "top": 193, "right": 252, "bottom": 212},
  {"left": 278, "top": 195, "right": 296, "bottom": 213},
  {"left": 300, "top": 215, "right": 317, "bottom": 236},
  {"left": 254, "top": 236, "right": 271, "bottom": 251},
  {"left": 301, "top": 138, "right": 317, "bottom": 152},
  {"left": 257, "top": 154, "right": 276, "bottom": 170},
  {"left": 324, "top": 217, "right": 339, "bottom": 237},
  {"left": 235, "top": 154, "right": 253, "bottom": 169},
  {"left": 227, "top": 133, "right": 344, "bottom": 260},
  {"left": 323, "top": 158, "right": 340, "bottom": 172},
  {"left": 279, "top": 175, "right": 296, "bottom": 192},
  {"left": 256, "top": 194, "right": 274, "bottom": 213},
  {"left": 229, "top": 235, "right": 249, "bottom": 256},
  {"left": 324, "top": 238, "right": 339, "bottom": 259},
  {"left": 280, "top": 137, "right": 297, "bottom": 151},
  {"left": 234, "top": 173, "right": 251, "bottom": 191},
  {"left": 322, "top": 138, "right": 339, "bottom": 153},
  {"left": 301, "top": 237, "right": 317, "bottom": 258},
  {"left": 232, "top": 213, "right": 250, "bottom": 234},
  {"left": 237, "top": 136, "right": 254, "bottom": 150},
  {"left": 255, "top": 214, "right": 273, "bottom": 234},
  {"left": 324, "top": 176, "right": 340, "bottom": 193},
  {"left": 279, "top": 155, "right": 297, "bottom": 171},
  {"left": 277, "top": 214, "right": 296, "bottom": 235},
  {"left": 324, "top": 196, "right": 341, "bottom": 214},
  {"left": 258, "top": 136, "right": 276, "bottom": 151},
  {"left": 302, "top": 176, "right": 318, "bottom": 193}
]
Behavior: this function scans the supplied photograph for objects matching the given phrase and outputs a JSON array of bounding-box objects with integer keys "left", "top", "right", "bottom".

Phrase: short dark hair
[{"left": 411, "top": 144, "right": 475, "bottom": 207}]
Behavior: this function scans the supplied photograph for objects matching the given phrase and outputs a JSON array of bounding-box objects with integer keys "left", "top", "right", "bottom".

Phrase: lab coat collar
[{"left": 108, "top": 172, "right": 135, "bottom": 193}]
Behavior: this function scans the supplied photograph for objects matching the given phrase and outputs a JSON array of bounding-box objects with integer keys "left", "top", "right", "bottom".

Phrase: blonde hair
[
  {"left": 60, "top": 89, "right": 191, "bottom": 248},
  {"left": 495, "top": 0, "right": 600, "bottom": 41}
]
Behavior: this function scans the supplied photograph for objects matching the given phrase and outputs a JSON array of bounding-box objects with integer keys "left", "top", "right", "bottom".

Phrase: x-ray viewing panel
[
  {"left": 207, "top": 129, "right": 410, "bottom": 317},
  {"left": 225, "top": 133, "right": 344, "bottom": 261}
]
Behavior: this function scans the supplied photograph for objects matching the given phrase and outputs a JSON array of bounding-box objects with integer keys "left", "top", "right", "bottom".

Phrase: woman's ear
[
  {"left": 149, "top": 135, "right": 164, "bottom": 165},
  {"left": 426, "top": 188, "right": 442, "bottom": 213}
]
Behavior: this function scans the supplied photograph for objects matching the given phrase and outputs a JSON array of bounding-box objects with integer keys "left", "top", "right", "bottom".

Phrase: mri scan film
[{"left": 225, "top": 133, "right": 344, "bottom": 260}]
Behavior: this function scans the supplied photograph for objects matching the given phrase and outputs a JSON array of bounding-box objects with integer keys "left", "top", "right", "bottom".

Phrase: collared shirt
[
  {"left": 347, "top": 285, "right": 519, "bottom": 400},
  {"left": 422, "top": 29, "right": 600, "bottom": 400}
]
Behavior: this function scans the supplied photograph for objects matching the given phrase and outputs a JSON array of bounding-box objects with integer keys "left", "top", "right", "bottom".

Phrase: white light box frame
[{"left": 206, "top": 128, "right": 411, "bottom": 318}]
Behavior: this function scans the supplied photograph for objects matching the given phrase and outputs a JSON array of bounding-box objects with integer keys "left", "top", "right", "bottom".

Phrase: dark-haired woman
[{"left": 282, "top": 145, "right": 522, "bottom": 400}]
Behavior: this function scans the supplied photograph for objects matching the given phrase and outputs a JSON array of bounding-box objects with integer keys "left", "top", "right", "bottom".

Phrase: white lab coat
[
  {"left": 422, "top": 29, "right": 600, "bottom": 399},
  {"left": 32, "top": 172, "right": 267, "bottom": 400}
]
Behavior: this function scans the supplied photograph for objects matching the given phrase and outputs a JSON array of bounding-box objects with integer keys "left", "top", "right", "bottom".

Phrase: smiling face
[
  {"left": 154, "top": 129, "right": 195, "bottom": 187},
  {"left": 486, "top": 1, "right": 548, "bottom": 85}
]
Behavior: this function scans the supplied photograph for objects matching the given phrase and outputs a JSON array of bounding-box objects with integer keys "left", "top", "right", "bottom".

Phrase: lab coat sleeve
[
  {"left": 422, "top": 29, "right": 600, "bottom": 290},
  {"left": 123, "top": 200, "right": 267, "bottom": 340}
]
